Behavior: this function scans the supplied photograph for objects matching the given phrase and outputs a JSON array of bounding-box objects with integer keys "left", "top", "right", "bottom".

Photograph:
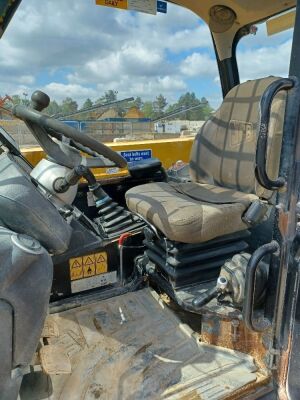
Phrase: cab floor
[{"left": 21, "top": 288, "right": 261, "bottom": 400}]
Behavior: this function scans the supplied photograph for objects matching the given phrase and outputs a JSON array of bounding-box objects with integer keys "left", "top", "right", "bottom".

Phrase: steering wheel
[{"left": 12, "top": 91, "right": 127, "bottom": 169}]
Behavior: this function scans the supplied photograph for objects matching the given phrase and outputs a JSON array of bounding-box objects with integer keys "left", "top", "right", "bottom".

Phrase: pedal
[
  {"left": 39, "top": 345, "right": 72, "bottom": 375},
  {"left": 41, "top": 317, "right": 59, "bottom": 338}
]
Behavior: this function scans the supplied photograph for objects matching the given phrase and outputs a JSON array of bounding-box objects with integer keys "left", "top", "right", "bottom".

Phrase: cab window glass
[
  {"left": 0, "top": 0, "right": 222, "bottom": 146},
  {"left": 236, "top": 15, "right": 293, "bottom": 83}
]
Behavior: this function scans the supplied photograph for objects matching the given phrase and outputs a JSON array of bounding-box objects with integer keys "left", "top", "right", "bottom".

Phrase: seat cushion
[{"left": 126, "top": 182, "right": 258, "bottom": 244}]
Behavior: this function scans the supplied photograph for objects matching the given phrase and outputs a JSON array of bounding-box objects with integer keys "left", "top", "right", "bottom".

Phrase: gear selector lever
[{"left": 31, "top": 90, "right": 50, "bottom": 111}]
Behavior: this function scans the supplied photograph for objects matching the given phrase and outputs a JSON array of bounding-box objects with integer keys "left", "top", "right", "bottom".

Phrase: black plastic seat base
[{"left": 144, "top": 230, "right": 250, "bottom": 288}]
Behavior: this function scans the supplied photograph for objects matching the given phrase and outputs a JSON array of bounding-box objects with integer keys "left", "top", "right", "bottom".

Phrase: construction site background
[{"left": 0, "top": 119, "right": 204, "bottom": 147}]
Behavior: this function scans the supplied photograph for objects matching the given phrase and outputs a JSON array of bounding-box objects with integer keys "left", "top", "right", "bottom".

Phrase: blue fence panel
[{"left": 61, "top": 120, "right": 80, "bottom": 130}]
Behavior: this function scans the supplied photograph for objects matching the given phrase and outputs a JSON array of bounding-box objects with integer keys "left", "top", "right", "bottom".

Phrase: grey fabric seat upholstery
[{"left": 126, "top": 77, "right": 286, "bottom": 244}]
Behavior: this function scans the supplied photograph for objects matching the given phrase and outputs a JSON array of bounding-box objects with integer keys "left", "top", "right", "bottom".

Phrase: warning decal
[
  {"left": 69, "top": 252, "right": 108, "bottom": 281},
  {"left": 69, "top": 257, "right": 83, "bottom": 281},
  {"left": 83, "top": 255, "right": 96, "bottom": 278},
  {"left": 95, "top": 252, "right": 108, "bottom": 275},
  {"left": 71, "top": 271, "right": 117, "bottom": 293}
]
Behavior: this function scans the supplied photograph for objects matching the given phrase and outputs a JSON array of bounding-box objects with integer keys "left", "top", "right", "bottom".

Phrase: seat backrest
[{"left": 189, "top": 77, "right": 287, "bottom": 199}]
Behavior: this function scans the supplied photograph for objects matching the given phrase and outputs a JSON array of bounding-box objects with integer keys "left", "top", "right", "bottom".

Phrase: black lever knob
[{"left": 31, "top": 90, "right": 50, "bottom": 111}]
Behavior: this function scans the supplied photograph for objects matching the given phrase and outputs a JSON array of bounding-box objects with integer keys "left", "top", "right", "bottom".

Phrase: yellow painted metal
[
  {"left": 21, "top": 137, "right": 194, "bottom": 181},
  {"left": 267, "top": 10, "right": 295, "bottom": 36},
  {"left": 95, "top": 0, "right": 128, "bottom": 10}
]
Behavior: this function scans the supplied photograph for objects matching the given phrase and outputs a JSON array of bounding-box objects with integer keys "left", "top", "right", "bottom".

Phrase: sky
[{"left": 0, "top": 0, "right": 294, "bottom": 109}]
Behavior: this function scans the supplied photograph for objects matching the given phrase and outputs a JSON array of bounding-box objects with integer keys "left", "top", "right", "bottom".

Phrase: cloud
[
  {"left": 165, "top": 25, "right": 212, "bottom": 53},
  {"left": 68, "top": 42, "right": 167, "bottom": 85},
  {"left": 42, "top": 83, "right": 98, "bottom": 101},
  {"left": 237, "top": 39, "right": 292, "bottom": 81},
  {"left": 0, "top": 0, "right": 294, "bottom": 109},
  {"left": 180, "top": 52, "right": 218, "bottom": 78},
  {"left": 236, "top": 20, "right": 292, "bottom": 81},
  {"left": 117, "top": 75, "right": 187, "bottom": 98},
  {"left": 0, "top": 0, "right": 212, "bottom": 104},
  {"left": 44, "top": 75, "right": 187, "bottom": 104}
]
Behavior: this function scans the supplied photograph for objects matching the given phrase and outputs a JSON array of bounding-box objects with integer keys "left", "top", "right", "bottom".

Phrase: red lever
[{"left": 118, "top": 232, "right": 132, "bottom": 246}]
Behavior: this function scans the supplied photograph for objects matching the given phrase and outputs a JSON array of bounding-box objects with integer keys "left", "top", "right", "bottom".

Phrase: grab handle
[
  {"left": 255, "top": 78, "right": 294, "bottom": 190},
  {"left": 243, "top": 241, "right": 279, "bottom": 332}
]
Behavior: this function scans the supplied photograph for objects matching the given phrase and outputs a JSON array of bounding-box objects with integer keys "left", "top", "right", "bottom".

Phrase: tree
[
  {"left": 96, "top": 90, "right": 118, "bottom": 104},
  {"left": 177, "top": 92, "right": 199, "bottom": 120},
  {"left": 106, "top": 90, "right": 118, "bottom": 102},
  {"left": 45, "top": 100, "right": 60, "bottom": 116},
  {"left": 9, "top": 94, "right": 30, "bottom": 107},
  {"left": 164, "top": 102, "right": 179, "bottom": 115},
  {"left": 81, "top": 98, "right": 93, "bottom": 110},
  {"left": 153, "top": 94, "right": 167, "bottom": 115},
  {"left": 197, "top": 97, "right": 214, "bottom": 120},
  {"left": 133, "top": 96, "right": 143, "bottom": 110},
  {"left": 141, "top": 101, "right": 155, "bottom": 119},
  {"left": 11, "top": 95, "right": 22, "bottom": 105},
  {"left": 61, "top": 97, "right": 78, "bottom": 114},
  {"left": 140, "top": 96, "right": 167, "bottom": 120},
  {"left": 165, "top": 92, "right": 213, "bottom": 121}
]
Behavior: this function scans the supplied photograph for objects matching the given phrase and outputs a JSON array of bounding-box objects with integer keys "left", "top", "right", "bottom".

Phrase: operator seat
[{"left": 125, "top": 77, "right": 286, "bottom": 243}]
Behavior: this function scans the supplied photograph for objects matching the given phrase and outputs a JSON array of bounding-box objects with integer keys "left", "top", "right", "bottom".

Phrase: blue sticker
[
  {"left": 157, "top": 1, "right": 167, "bottom": 13},
  {"left": 120, "top": 149, "right": 152, "bottom": 162}
]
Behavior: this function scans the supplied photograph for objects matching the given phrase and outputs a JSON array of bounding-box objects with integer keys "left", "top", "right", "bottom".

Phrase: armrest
[{"left": 128, "top": 157, "right": 162, "bottom": 179}]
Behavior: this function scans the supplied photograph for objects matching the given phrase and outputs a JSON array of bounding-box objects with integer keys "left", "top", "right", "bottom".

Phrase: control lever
[
  {"left": 53, "top": 165, "right": 87, "bottom": 193},
  {"left": 53, "top": 164, "right": 108, "bottom": 200},
  {"left": 31, "top": 90, "right": 50, "bottom": 111},
  {"left": 192, "top": 276, "right": 228, "bottom": 309},
  {"left": 53, "top": 164, "right": 144, "bottom": 238}
]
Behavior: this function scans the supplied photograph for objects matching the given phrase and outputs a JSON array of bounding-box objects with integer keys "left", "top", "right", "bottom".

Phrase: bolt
[
  {"left": 217, "top": 276, "right": 228, "bottom": 292},
  {"left": 231, "top": 319, "right": 240, "bottom": 342}
]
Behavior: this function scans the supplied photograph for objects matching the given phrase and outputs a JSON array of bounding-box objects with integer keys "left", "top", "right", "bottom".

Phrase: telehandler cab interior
[{"left": 1, "top": 0, "right": 300, "bottom": 399}]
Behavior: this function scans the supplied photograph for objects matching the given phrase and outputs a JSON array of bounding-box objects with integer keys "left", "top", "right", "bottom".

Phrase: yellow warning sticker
[
  {"left": 95, "top": 252, "right": 108, "bottom": 275},
  {"left": 69, "top": 252, "right": 108, "bottom": 281},
  {"left": 69, "top": 257, "right": 83, "bottom": 281},
  {"left": 83, "top": 255, "right": 96, "bottom": 278}
]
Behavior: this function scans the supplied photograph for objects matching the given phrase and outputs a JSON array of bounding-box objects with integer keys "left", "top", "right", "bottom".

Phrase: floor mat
[{"left": 24, "top": 288, "right": 259, "bottom": 400}]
